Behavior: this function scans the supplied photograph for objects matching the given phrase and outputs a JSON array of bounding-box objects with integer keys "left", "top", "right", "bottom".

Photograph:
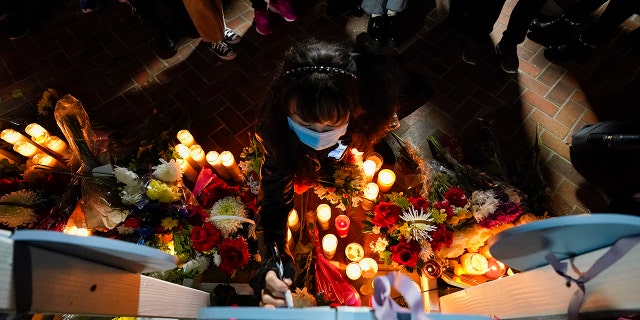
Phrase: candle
[
  {"left": 176, "top": 158, "right": 198, "bottom": 183},
  {"left": 189, "top": 144, "right": 208, "bottom": 168},
  {"left": 322, "top": 233, "right": 338, "bottom": 259},
  {"left": 175, "top": 144, "right": 191, "bottom": 160},
  {"left": 345, "top": 262, "right": 362, "bottom": 280},
  {"left": 25, "top": 123, "right": 49, "bottom": 144},
  {"left": 176, "top": 129, "right": 196, "bottom": 147},
  {"left": 351, "top": 148, "right": 364, "bottom": 163},
  {"left": 220, "top": 151, "right": 243, "bottom": 182},
  {"left": 363, "top": 159, "right": 376, "bottom": 182},
  {"left": 376, "top": 169, "right": 396, "bottom": 193},
  {"left": 335, "top": 214, "right": 350, "bottom": 238},
  {"left": 288, "top": 209, "right": 300, "bottom": 232},
  {"left": 206, "top": 151, "right": 232, "bottom": 180},
  {"left": 316, "top": 204, "right": 332, "bottom": 230},
  {"left": 359, "top": 257, "right": 379, "bottom": 278},
  {"left": 1, "top": 129, "right": 27, "bottom": 144},
  {"left": 361, "top": 182, "right": 379, "bottom": 210},
  {"left": 44, "top": 136, "right": 69, "bottom": 156},
  {"left": 63, "top": 225, "right": 91, "bottom": 236},
  {"left": 287, "top": 227, "right": 292, "bottom": 243},
  {"left": 483, "top": 258, "right": 507, "bottom": 279},
  {"left": 460, "top": 253, "right": 489, "bottom": 275},
  {"left": 13, "top": 140, "right": 38, "bottom": 158},
  {"left": 345, "top": 242, "right": 364, "bottom": 262},
  {"left": 360, "top": 284, "right": 373, "bottom": 296},
  {"left": 32, "top": 152, "right": 66, "bottom": 170},
  {"left": 365, "top": 152, "right": 383, "bottom": 172}
]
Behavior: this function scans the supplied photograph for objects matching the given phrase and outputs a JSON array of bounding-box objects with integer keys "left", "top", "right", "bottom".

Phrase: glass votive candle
[
  {"left": 316, "top": 204, "right": 332, "bottom": 230},
  {"left": 334, "top": 214, "right": 350, "bottom": 238},
  {"left": 361, "top": 182, "right": 379, "bottom": 210},
  {"left": 288, "top": 209, "right": 300, "bottom": 232},
  {"left": 359, "top": 257, "right": 379, "bottom": 278},
  {"left": 346, "top": 262, "right": 362, "bottom": 280},
  {"left": 345, "top": 242, "right": 364, "bottom": 262},
  {"left": 376, "top": 169, "right": 396, "bottom": 193},
  {"left": 322, "top": 233, "right": 338, "bottom": 259},
  {"left": 365, "top": 152, "right": 383, "bottom": 172}
]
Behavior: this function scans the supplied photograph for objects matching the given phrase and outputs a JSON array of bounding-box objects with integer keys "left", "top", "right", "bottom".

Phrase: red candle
[{"left": 335, "top": 214, "right": 350, "bottom": 238}]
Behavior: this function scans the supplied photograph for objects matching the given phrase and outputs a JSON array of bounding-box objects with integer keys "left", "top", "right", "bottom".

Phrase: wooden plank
[
  {"left": 0, "top": 234, "right": 15, "bottom": 312},
  {"left": 440, "top": 244, "right": 640, "bottom": 319},
  {"left": 22, "top": 245, "right": 209, "bottom": 318}
]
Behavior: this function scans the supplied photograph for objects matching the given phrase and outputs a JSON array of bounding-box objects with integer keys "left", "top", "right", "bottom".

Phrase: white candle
[
  {"left": 13, "top": 140, "right": 38, "bottom": 158},
  {"left": 351, "top": 148, "right": 364, "bottom": 163},
  {"left": 346, "top": 262, "right": 362, "bottom": 280},
  {"left": 361, "top": 183, "right": 379, "bottom": 210},
  {"left": 189, "top": 144, "right": 208, "bottom": 168},
  {"left": 220, "top": 151, "right": 243, "bottom": 182},
  {"left": 322, "top": 233, "right": 338, "bottom": 259},
  {"left": 345, "top": 242, "right": 364, "bottom": 262},
  {"left": 365, "top": 152, "right": 383, "bottom": 172},
  {"left": 175, "top": 143, "right": 191, "bottom": 160},
  {"left": 44, "top": 136, "right": 68, "bottom": 156},
  {"left": 460, "top": 253, "right": 489, "bottom": 275},
  {"left": 25, "top": 123, "right": 49, "bottom": 144},
  {"left": 32, "top": 152, "right": 66, "bottom": 170},
  {"left": 363, "top": 160, "right": 376, "bottom": 183},
  {"left": 176, "top": 158, "right": 198, "bottom": 183},
  {"left": 376, "top": 169, "right": 396, "bottom": 193},
  {"left": 359, "top": 257, "right": 379, "bottom": 278},
  {"left": 176, "top": 129, "right": 196, "bottom": 147},
  {"left": 206, "top": 151, "right": 231, "bottom": 180},
  {"left": 1, "top": 129, "right": 27, "bottom": 145},
  {"left": 288, "top": 209, "right": 300, "bottom": 232},
  {"left": 316, "top": 204, "right": 332, "bottom": 230}
]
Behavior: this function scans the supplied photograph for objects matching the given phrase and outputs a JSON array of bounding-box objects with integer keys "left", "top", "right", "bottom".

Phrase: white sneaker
[
  {"left": 223, "top": 28, "right": 241, "bottom": 45},
  {"left": 209, "top": 41, "right": 237, "bottom": 60}
]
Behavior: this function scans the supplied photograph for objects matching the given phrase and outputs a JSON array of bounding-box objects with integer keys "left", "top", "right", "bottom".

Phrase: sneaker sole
[
  {"left": 208, "top": 47, "right": 237, "bottom": 60},
  {"left": 461, "top": 52, "right": 478, "bottom": 66},
  {"left": 268, "top": 5, "right": 297, "bottom": 22},
  {"left": 255, "top": 25, "right": 272, "bottom": 35},
  {"left": 224, "top": 37, "right": 241, "bottom": 45}
]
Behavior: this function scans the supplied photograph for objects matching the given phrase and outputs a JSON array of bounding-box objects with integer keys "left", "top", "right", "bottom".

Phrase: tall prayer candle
[
  {"left": 176, "top": 129, "right": 196, "bottom": 147},
  {"left": 316, "top": 204, "right": 332, "bottom": 230},
  {"left": 335, "top": 214, "right": 350, "bottom": 238},
  {"left": 321, "top": 233, "right": 338, "bottom": 259},
  {"left": 45, "top": 136, "right": 69, "bottom": 156},
  {"left": 32, "top": 152, "right": 66, "bottom": 170},
  {"left": 206, "top": 151, "right": 231, "bottom": 180},
  {"left": 175, "top": 144, "right": 192, "bottom": 160},
  {"left": 176, "top": 158, "right": 198, "bottom": 183},
  {"left": 1, "top": 129, "right": 27, "bottom": 145},
  {"left": 376, "top": 169, "right": 396, "bottom": 193},
  {"left": 13, "top": 141, "right": 38, "bottom": 158},
  {"left": 346, "top": 262, "right": 362, "bottom": 280},
  {"left": 189, "top": 144, "right": 208, "bottom": 168},
  {"left": 25, "top": 123, "right": 49, "bottom": 144},
  {"left": 220, "top": 151, "right": 243, "bottom": 182},
  {"left": 288, "top": 209, "right": 300, "bottom": 232},
  {"left": 363, "top": 160, "right": 376, "bottom": 183}
]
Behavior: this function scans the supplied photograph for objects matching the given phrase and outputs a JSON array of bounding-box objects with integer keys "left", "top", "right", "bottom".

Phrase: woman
[{"left": 249, "top": 39, "right": 404, "bottom": 307}]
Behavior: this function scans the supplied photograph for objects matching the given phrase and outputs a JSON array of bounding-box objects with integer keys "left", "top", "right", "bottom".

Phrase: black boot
[
  {"left": 367, "top": 15, "right": 386, "bottom": 46},
  {"left": 544, "top": 38, "right": 594, "bottom": 64},
  {"left": 387, "top": 15, "right": 400, "bottom": 47},
  {"left": 527, "top": 16, "right": 579, "bottom": 46}
]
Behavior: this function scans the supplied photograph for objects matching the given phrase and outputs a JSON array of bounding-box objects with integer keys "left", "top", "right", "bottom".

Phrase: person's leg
[
  {"left": 5, "top": 0, "right": 29, "bottom": 40},
  {"left": 461, "top": 0, "right": 506, "bottom": 65},
  {"left": 496, "top": 0, "right": 547, "bottom": 73},
  {"left": 582, "top": 0, "right": 639, "bottom": 44},
  {"left": 362, "top": 0, "right": 387, "bottom": 45},
  {"left": 250, "top": 0, "right": 271, "bottom": 35}
]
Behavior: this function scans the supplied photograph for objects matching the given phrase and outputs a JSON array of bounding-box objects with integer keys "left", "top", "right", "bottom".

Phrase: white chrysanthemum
[
  {"left": 418, "top": 240, "right": 434, "bottom": 261},
  {"left": 152, "top": 158, "right": 182, "bottom": 182},
  {"left": 372, "top": 226, "right": 381, "bottom": 234},
  {"left": 120, "top": 184, "right": 145, "bottom": 205},
  {"left": 113, "top": 166, "right": 139, "bottom": 186},
  {"left": 470, "top": 190, "right": 498, "bottom": 221},
  {"left": 212, "top": 251, "right": 222, "bottom": 267},
  {"left": 182, "top": 255, "right": 210, "bottom": 274},
  {"left": 208, "top": 196, "right": 247, "bottom": 237},
  {"left": 370, "top": 237, "right": 389, "bottom": 253},
  {"left": 400, "top": 206, "right": 438, "bottom": 241},
  {"left": 0, "top": 189, "right": 41, "bottom": 228}
]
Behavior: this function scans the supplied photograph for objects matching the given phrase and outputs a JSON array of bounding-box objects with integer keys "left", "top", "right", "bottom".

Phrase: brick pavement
[{"left": 1, "top": 0, "right": 639, "bottom": 216}]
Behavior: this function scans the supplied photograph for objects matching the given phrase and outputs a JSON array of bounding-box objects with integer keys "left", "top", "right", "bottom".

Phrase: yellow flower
[
  {"left": 146, "top": 179, "right": 181, "bottom": 203},
  {"left": 161, "top": 217, "right": 179, "bottom": 230}
]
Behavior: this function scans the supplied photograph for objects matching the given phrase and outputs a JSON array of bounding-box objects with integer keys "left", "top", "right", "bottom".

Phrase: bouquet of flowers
[{"left": 307, "top": 150, "right": 367, "bottom": 211}]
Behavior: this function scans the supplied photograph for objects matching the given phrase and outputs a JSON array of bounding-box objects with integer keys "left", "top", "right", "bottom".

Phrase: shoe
[
  {"left": 209, "top": 41, "right": 237, "bottom": 60},
  {"left": 79, "top": 0, "right": 100, "bottom": 13},
  {"left": 495, "top": 43, "right": 519, "bottom": 74},
  {"left": 254, "top": 9, "right": 272, "bottom": 35},
  {"left": 269, "top": 0, "right": 298, "bottom": 22},
  {"left": 544, "top": 39, "right": 594, "bottom": 64},
  {"left": 157, "top": 33, "right": 177, "bottom": 53},
  {"left": 367, "top": 15, "right": 386, "bottom": 46},
  {"left": 462, "top": 39, "right": 486, "bottom": 65},
  {"left": 529, "top": 16, "right": 578, "bottom": 34},
  {"left": 387, "top": 15, "right": 400, "bottom": 47},
  {"left": 7, "top": 16, "right": 29, "bottom": 40},
  {"left": 224, "top": 28, "right": 241, "bottom": 44}
]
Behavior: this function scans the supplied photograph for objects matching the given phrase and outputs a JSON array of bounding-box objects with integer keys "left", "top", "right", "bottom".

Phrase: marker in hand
[{"left": 271, "top": 243, "right": 294, "bottom": 308}]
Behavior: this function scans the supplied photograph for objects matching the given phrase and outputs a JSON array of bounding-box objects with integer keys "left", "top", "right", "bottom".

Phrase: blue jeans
[{"left": 361, "top": 0, "right": 407, "bottom": 15}]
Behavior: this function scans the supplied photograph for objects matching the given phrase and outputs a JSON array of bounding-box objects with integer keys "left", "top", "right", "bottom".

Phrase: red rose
[
  {"left": 217, "top": 237, "right": 250, "bottom": 275},
  {"left": 444, "top": 187, "right": 468, "bottom": 207},
  {"left": 190, "top": 222, "right": 221, "bottom": 252},
  {"left": 372, "top": 202, "right": 402, "bottom": 228},
  {"left": 123, "top": 218, "right": 141, "bottom": 229},
  {"left": 408, "top": 197, "right": 429, "bottom": 211},
  {"left": 434, "top": 200, "right": 454, "bottom": 218},
  {"left": 390, "top": 240, "right": 421, "bottom": 268},
  {"left": 430, "top": 224, "right": 453, "bottom": 251},
  {"left": 198, "top": 175, "right": 240, "bottom": 208}
]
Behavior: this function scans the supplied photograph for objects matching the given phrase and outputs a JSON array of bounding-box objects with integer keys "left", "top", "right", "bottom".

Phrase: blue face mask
[{"left": 287, "top": 117, "right": 348, "bottom": 150}]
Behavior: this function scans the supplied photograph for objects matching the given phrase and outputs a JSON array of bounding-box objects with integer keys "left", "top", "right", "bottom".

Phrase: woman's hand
[{"left": 260, "top": 270, "right": 292, "bottom": 307}]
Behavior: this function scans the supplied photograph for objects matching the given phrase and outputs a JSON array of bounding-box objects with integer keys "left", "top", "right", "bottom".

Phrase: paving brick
[{"left": 522, "top": 89, "right": 559, "bottom": 117}]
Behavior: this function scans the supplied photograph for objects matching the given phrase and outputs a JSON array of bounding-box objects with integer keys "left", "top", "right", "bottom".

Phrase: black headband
[{"left": 284, "top": 66, "right": 357, "bottom": 79}]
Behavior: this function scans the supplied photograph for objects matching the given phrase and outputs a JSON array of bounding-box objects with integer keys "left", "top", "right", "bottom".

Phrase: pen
[{"left": 270, "top": 243, "right": 294, "bottom": 308}]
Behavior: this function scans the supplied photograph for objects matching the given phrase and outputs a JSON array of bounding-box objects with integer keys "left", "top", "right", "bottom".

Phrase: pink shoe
[
  {"left": 269, "top": 0, "right": 297, "bottom": 22},
  {"left": 254, "top": 9, "right": 272, "bottom": 35}
]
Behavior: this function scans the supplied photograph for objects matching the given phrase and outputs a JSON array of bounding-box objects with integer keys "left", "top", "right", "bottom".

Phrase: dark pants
[
  {"left": 500, "top": 0, "right": 548, "bottom": 47},
  {"left": 582, "top": 0, "right": 640, "bottom": 44},
  {"left": 250, "top": 0, "right": 268, "bottom": 10},
  {"left": 451, "top": 0, "right": 507, "bottom": 41}
]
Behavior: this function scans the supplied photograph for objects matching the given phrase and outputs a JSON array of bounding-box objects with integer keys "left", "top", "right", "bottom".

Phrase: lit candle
[
  {"left": 322, "top": 233, "right": 338, "bottom": 259},
  {"left": 345, "top": 242, "right": 364, "bottom": 262},
  {"left": 13, "top": 140, "right": 38, "bottom": 158},
  {"left": 206, "top": 151, "right": 232, "bottom": 180},
  {"left": 351, "top": 148, "right": 364, "bottom": 163},
  {"left": 363, "top": 160, "right": 376, "bottom": 182},
  {"left": 63, "top": 225, "right": 91, "bottom": 236},
  {"left": 483, "top": 258, "right": 507, "bottom": 279},
  {"left": 359, "top": 257, "right": 379, "bottom": 278},
  {"left": 44, "top": 136, "right": 69, "bottom": 156},
  {"left": 220, "top": 151, "right": 243, "bottom": 182},
  {"left": 176, "top": 129, "right": 196, "bottom": 147},
  {"left": 335, "top": 214, "right": 350, "bottom": 238},
  {"left": 346, "top": 262, "right": 362, "bottom": 280},
  {"left": 376, "top": 169, "right": 396, "bottom": 193},
  {"left": 176, "top": 158, "right": 198, "bottom": 183},
  {"left": 175, "top": 144, "right": 191, "bottom": 160},
  {"left": 316, "top": 204, "right": 332, "bottom": 230},
  {"left": 32, "top": 152, "right": 66, "bottom": 170},
  {"left": 460, "top": 253, "right": 489, "bottom": 275},
  {"left": 1, "top": 129, "right": 27, "bottom": 145},
  {"left": 287, "top": 227, "right": 293, "bottom": 243},
  {"left": 288, "top": 209, "right": 300, "bottom": 232},
  {"left": 361, "top": 182, "right": 379, "bottom": 210},
  {"left": 365, "top": 152, "right": 383, "bottom": 172},
  {"left": 189, "top": 144, "right": 208, "bottom": 168},
  {"left": 25, "top": 123, "right": 49, "bottom": 144}
]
